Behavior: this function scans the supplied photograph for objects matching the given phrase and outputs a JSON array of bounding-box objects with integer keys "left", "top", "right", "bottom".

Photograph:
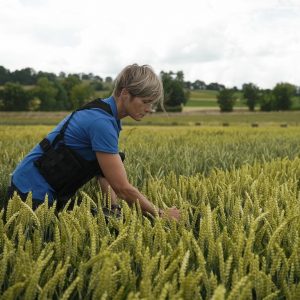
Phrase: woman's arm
[{"left": 96, "top": 152, "right": 180, "bottom": 220}]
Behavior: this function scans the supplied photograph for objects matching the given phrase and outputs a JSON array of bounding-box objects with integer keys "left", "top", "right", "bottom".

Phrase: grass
[
  {"left": 189, "top": 89, "right": 219, "bottom": 99},
  {"left": 187, "top": 99, "right": 246, "bottom": 107},
  {"left": 1, "top": 110, "right": 300, "bottom": 127},
  {"left": 126, "top": 111, "right": 300, "bottom": 126}
]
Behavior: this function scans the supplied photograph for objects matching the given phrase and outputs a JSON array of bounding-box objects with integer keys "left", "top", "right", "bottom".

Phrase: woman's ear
[
  {"left": 120, "top": 88, "right": 134, "bottom": 102},
  {"left": 120, "top": 88, "right": 129, "bottom": 97}
]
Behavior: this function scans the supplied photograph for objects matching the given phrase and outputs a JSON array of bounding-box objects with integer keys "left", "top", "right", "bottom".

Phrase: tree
[
  {"left": 90, "top": 80, "right": 104, "bottom": 91},
  {"left": 53, "top": 80, "right": 68, "bottom": 110},
  {"left": 105, "top": 76, "right": 113, "bottom": 83},
  {"left": 207, "top": 82, "right": 225, "bottom": 91},
  {"left": 62, "top": 75, "right": 81, "bottom": 99},
  {"left": 36, "top": 71, "right": 57, "bottom": 83},
  {"left": 59, "top": 71, "right": 66, "bottom": 79},
  {"left": 70, "top": 83, "right": 94, "bottom": 109},
  {"left": 272, "top": 83, "right": 296, "bottom": 110},
  {"left": 28, "top": 97, "right": 41, "bottom": 111},
  {"left": 168, "top": 80, "right": 185, "bottom": 106},
  {"left": 217, "top": 88, "right": 236, "bottom": 112},
  {"left": 192, "top": 80, "right": 206, "bottom": 90},
  {"left": 259, "top": 90, "right": 274, "bottom": 111},
  {"left": 1, "top": 82, "right": 30, "bottom": 111},
  {"left": 11, "top": 67, "right": 36, "bottom": 85},
  {"left": 33, "top": 77, "right": 58, "bottom": 111},
  {"left": 160, "top": 71, "right": 189, "bottom": 111},
  {"left": 242, "top": 83, "right": 259, "bottom": 111},
  {"left": 0, "top": 66, "right": 10, "bottom": 84},
  {"left": 184, "top": 81, "right": 192, "bottom": 89},
  {"left": 94, "top": 75, "right": 103, "bottom": 82}
]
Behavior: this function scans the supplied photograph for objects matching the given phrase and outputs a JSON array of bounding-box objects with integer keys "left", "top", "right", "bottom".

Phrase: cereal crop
[{"left": 0, "top": 125, "right": 300, "bottom": 299}]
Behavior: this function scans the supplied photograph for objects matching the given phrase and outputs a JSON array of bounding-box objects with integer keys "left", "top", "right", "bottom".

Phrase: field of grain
[{"left": 1, "top": 125, "right": 300, "bottom": 299}]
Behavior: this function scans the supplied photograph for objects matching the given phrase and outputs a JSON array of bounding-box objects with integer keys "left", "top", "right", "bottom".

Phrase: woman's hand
[{"left": 160, "top": 207, "right": 180, "bottom": 221}]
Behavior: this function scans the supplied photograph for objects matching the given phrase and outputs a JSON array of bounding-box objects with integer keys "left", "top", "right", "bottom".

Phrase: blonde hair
[{"left": 113, "top": 64, "right": 164, "bottom": 109}]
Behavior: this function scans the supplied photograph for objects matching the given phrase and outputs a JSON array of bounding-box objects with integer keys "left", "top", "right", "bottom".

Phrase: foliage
[
  {"left": 32, "top": 77, "right": 58, "bottom": 111},
  {"left": 0, "top": 66, "right": 12, "bottom": 85},
  {"left": 69, "top": 83, "right": 95, "bottom": 109},
  {"left": 105, "top": 76, "right": 113, "bottom": 83},
  {"left": 28, "top": 97, "right": 41, "bottom": 111},
  {"left": 1, "top": 125, "right": 300, "bottom": 299},
  {"left": 242, "top": 83, "right": 259, "bottom": 111},
  {"left": 272, "top": 82, "right": 296, "bottom": 110},
  {"left": 217, "top": 89, "right": 236, "bottom": 112},
  {"left": 0, "top": 65, "right": 105, "bottom": 87},
  {"left": 1, "top": 64, "right": 299, "bottom": 113},
  {"left": 0, "top": 82, "right": 30, "bottom": 111},
  {"left": 62, "top": 75, "right": 81, "bottom": 100},
  {"left": 160, "top": 71, "right": 189, "bottom": 111},
  {"left": 259, "top": 90, "right": 275, "bottom": 111},
  {"left": 53, "top": 80, "right": 68, "bottom": 110},
  {"left": 206, "top": 82, "right": 225, "bottom": 91},
  {"left": 190, "top": 80, "right": 206, "bottom": 90},
  {"left": 89, "top": 81, "right": 104, "bottom": 91}
]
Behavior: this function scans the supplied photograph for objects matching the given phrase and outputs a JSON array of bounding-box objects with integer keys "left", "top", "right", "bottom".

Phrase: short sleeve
[{"left": 88, "top": 118, "right": 119, "bottom": 153}]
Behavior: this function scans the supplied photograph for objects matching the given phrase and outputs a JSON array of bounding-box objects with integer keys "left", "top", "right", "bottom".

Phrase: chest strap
[{"left": 39, "top": 98, "right": 113, "bottom": 152}]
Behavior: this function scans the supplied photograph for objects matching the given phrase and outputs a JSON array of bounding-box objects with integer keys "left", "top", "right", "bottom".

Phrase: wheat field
[{"left": 1, "top": 125, "right": 300, "bottom": 299}]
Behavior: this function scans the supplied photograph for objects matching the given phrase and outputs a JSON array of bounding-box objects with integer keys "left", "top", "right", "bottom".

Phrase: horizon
[{"left": 1, "top": 64, "right": 299, "bottom": 91}]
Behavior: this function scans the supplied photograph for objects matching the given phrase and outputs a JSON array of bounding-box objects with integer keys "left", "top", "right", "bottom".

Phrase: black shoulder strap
[
  {"left": 77, "top": 98, "right": 113, "bottom": 114},
  {"left": 40, "top": 98, "right": 114, "bottom": 151}
]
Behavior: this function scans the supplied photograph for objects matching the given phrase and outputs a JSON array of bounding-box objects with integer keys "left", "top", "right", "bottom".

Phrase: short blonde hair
[{"left": 113, "top": 64, "right": 164, "bottom": 108}]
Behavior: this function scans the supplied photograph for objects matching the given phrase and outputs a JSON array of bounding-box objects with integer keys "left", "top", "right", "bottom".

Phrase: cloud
[
  {"left": 18, "top": 0, "right": 47, "bottom": 7},
  {"left": 162, "top": 28, "right": 226, "bottom": 64},
  {"left": 0, "top": 0, "right": 299, "bottom": 88},
  {"left": 31, "top": 25, "right": 81, "bottom": 47}
]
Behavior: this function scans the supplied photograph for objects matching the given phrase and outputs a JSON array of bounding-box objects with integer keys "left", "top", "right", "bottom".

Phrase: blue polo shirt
[{"left": 12, "top": 96, "right": 122, "bottom": 202}]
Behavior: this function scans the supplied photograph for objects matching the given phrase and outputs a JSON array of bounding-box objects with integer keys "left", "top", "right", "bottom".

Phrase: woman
[{"left": 7, "top": 64, "right": 180, "bottom": 221}]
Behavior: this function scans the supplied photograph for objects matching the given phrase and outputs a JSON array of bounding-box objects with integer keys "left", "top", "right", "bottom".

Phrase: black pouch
[
  {"left": 34, "top": 138, "right": 125, "bottom": 199},
  {"left": 34, "top": 143, "right": 88, "bottom": 193},
  {"left": 34, "top": 99, "right": 125, "bottom": 203}
]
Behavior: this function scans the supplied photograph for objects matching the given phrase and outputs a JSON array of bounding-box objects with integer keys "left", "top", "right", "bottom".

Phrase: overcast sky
[{"left": 0, "top": 0, "right": 299, "bottom": 88}]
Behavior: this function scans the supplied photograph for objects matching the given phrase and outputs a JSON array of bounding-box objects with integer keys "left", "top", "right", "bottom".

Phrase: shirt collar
[{"left": 104, "top": 95, "right": 122, "bottom": 131}]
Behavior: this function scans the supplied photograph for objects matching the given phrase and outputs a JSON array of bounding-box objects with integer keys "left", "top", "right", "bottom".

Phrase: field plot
[
  {"left": 1, "top": 126, "right": 300, "bottom": 299},
  {"left": 186, "top": 90, "right": 300, "bottom": 110},
  {"left": 187, "top": 90, "right": 246, "bottom": 108},
  {"left": 1, "top": 110, "right": 300, "bottom": 126}
]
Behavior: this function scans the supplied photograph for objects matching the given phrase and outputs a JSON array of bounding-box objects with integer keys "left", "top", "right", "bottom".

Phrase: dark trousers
[
  {"left": 5, "top": 184, "right": 121, "bottom": 220},
  {"left": 6, "top": 183, "right": 85, "bottom": 212},
  {"left": 6, "top": 183, "right": 49, "bottom": 210}
]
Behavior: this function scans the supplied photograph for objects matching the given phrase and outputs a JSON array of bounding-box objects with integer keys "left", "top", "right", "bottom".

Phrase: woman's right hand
[{"left": 160, "top": 207, "right": 180, "bottom": 221}]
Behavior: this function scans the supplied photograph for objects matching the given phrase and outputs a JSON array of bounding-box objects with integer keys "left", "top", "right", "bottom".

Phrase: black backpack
[{"left": 34, "top": 99, "right": 125, "bottom": 205}]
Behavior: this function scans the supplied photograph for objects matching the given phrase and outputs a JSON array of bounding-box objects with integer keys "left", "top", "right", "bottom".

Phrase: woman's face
[{"left": 126, "top": 96, "right": 154, "bottom": 121}]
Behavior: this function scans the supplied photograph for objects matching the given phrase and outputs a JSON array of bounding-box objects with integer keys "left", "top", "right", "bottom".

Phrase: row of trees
[
  {"left": 0, "top": 76, "right": 99, "bottom": 111},
  {"left": 0, "top": 67, "right": 190, "bottom": 112},
  {"left": 217, "top": 82, "right": 297, "bottom": 112},
  {"left": 0, "top": 65, "right": 227, "bottom": 92},
  {"left": 0, "top": 66, "right": 112, "bottom": 86},
  {"left": 185, "top": 80, "right": 226, "bottom": 91},
  {"left": 0, "top": 72, "right": 188, "bottom": 112},
  {"left": 0, "top": 65, "right": 299, "bottom": 112}
]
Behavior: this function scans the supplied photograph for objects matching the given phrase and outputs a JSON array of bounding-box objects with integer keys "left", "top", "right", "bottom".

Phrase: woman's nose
[
  {"left": 145, "top": 105, "right": 150, "bottom": 111},
  {"left": 144, "top": 104, "right": 152, "bottom": 112}
]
